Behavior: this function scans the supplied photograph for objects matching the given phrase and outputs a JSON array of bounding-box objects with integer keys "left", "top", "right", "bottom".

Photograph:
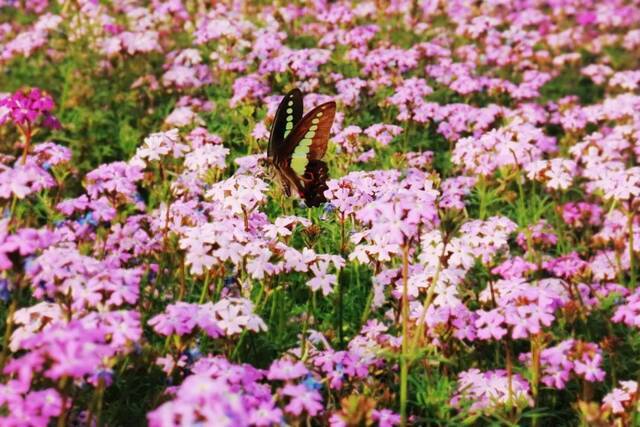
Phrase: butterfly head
[{"left": 260, "top": 157, "right": 294, "bottom": 197}]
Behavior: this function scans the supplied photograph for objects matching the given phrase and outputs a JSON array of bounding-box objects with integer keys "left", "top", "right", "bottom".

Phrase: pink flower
[
  {"left": 602, "top": 380, "right": 638, "bottom": 414},
  {"left": 475, "top": 309, "right": 507, "bottom": 340},
  {"left": 0, "top": 87, "right": 59, "bottom": 129},
  {"left": 308, "top": 260, "right": 338, "bottom": 295},
  {"left": 574, "top": 353, "right": 606, "bottom": 382},
  {"left": 372, "top": 409, "right": 402, "bottom": 427},
  {"left": 267, "top": 359, "right": 308, "bottom": 381},
  {"left": 452, "top": 368, "right": 533, "bottom": 412},
  {"left": 282, "top": 383, "right": 324, "bottom": 416},
  {"left": 364, "top": 123, "right": 403, "bottom": 145}
]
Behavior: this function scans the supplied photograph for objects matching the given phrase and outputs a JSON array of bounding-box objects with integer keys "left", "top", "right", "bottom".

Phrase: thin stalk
[
  {"left": 20, "top": 123, "right": 32, "bottom": 165},
  {"left": 300, "top": 294, "right": 313, "bottom": 360},
  {"left": 0, "top": 298, "right": 17, "bottom": 371},
  {"left": 56, "top": 376, "right": 70, "bottom": 427},
  {"left": 478, "top": 176, "right": 487, "bottom": 220},
  {"left": 530, "top": 333, "right": 541, "bottom": 424},
  {"left": 8, "top": 195, "right": 18, "bottom": 227},
  {"left": 628, "top": 210, "right": 636, "bottom": 289},
  {"left": 360, "top": 282, "right": 375, "bottom": 329},
  {"left": 178, "top": 254, "right": 186, "bottom": 300},
  {"left": 409, "top": 245, "right": 446, "bottom": 352},
  {"left": 505, "top": 337, "right": 514, "bottom": 407},
  {"left": 198, "top": 271, "right": 211, "bottom": 304},
  {"left": 400, "top": 243, "right": 410, "bottom": 427},
  {"left": 337, "top": 214, "right": 346, "bottom": 346}
]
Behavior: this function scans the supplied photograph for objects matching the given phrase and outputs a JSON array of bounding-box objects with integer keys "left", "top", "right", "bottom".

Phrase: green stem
[
  {"left": 628, "top": 210, "right": 636, "bottom": 289},
  {"left": 409, "top": 245, "right": 445, "bottom": 352},
  {"left": 198, "top": 271, "right": 211, "bottom": 304},
  {"left": 530, "top": 333, "right": 541, "bottom": 427},
  {"left": 20, "top": 123, "right": 31, "bottom": 165},
  {"left": 360, "top": 283, "right": 374, "bottom": 328},
  {"left": 478, "top": 176, "right": 487, "bottom": 220},
  {"left": 338, "top": 215, "right": 346, "bottom": 347},
  {"left": 400, "top": 244, "right": 410, "bottom": 427},
  {"left": 56, "top": 376, "right": 70, "bottom": 427},
  {"left": 178, "top": 254, "right": 186, "bottom": 300},
  {"left": 300, "top": 294, "right": 313, "bottom": 360},
  {"left": 0, "top": 298, "right": 17, "bottom": 372}
]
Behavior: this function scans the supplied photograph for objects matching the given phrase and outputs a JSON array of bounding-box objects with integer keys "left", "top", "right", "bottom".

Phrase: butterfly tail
[{"left": 302, "top": 160, "right": 329, "bottom": 207}]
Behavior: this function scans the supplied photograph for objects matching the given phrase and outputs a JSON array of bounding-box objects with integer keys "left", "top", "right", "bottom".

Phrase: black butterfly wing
[
  {"left": 282, "top": 101, "right": 336, "bottom": 207},
  {"left": 268, "top": 88, "right": 303, "bottom": 161},
  {"left": 282, "top": 101, "right": 336, "bottom": 176},
  {"left": 301, "top": 159, "right": 330, "bottom": 207}
]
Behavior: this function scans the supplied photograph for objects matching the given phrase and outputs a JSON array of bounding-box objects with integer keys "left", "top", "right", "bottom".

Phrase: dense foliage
[{"left": 1, "top": 0, "right": 640, "bottom": 426}]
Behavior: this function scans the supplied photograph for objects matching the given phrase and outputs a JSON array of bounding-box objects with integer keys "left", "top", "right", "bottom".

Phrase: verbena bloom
[
  {"left": 131, "top": 128, "right": 190, "bottom": 166},
  {"left": 0, "top": 87, "right": 59, "bottom": 129},
  {"left": 519, "top": 340, "right": 606, "bottom": 389},
  {"left": 307, "top": 260, "right": 339, "bottom": 295},
  {"left": 601, "top": 380, "right": 638, "bottom": 415},
  {"left": 560, "top": 202, "right": 603, "bottom": 228},
  {"left": 525, "top": 159, "right": 577, "bottom": 191},
  {"left": 364, "top": 123, "right": 403, "bottom": 146},
  {"left": 281, "top": 383, "right": 324, "bottom": 416},
  {"left": 0, "top": 384, "right": 65, "bottom": 426},
  {"left": 451, "top": 369, "right": 533, "bottom": 413},
  {"left": 267, "top": 359, "right": 308, "bottom": 381},
  {"left": 612, "top": 289, "right": 640, "bottom": 328},
  {"left": 0, "top": 163, "right": 56, "bottom": 199},
  {"left": 147, "top": 356, "right": 281, "bottom": 427},
  {"left": 85, "top": 161, "right": 143, "bottom": 202},
  {"left": 149, "top": 299, "right": 266, "bottom": 338}
]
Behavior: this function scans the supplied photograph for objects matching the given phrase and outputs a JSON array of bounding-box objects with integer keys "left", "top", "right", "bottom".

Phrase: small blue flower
[
  {"left": 0, "top": 279, "right": 10, "bottom": 303},
  {"left": 323, "top": 202, "right": 336, "bottom": 213},
  {"left": 302, "top": 374, "right": 322, "bottom": 391},
  {"left": 185, "top": 346, "right": 202, "bottom": 364},
  {"left": 96, "top": 369, "right": 114, "bottom": 386},
  {"left": 133, "top": 342, "right": 143, "bottom": 355},
  {"left": 78, "top": 212, "right": 98, "bottom": 227},
  {"left": 22, "top": 256, "right": 36, "bottom": 272},
  {"left": 224, "top": 275, "right": 236, "bottom": 286},
  {"left": 147, "top": 269, "right": 157, "bottom": 283},
  {"left": 42, "top": 162, "right": 52, "bottom": 171}
]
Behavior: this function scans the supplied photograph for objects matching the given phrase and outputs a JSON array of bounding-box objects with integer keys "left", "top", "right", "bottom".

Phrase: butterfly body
[{"left": 267, "top": 89, "right": 336, "bottom": 207}]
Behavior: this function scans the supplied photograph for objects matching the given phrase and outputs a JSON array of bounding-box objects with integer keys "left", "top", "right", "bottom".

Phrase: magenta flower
[
  {"left": 452, "top": 368, "right": 533, "bottom": 413},
  {"left": 573, "top": 352, "right": 606, "bottom": 382},
  {"left": 307, "top": 260, "right": 339, "bottom": 295},
  {"left": 85, "top": 161, "right": 143, "bottom": 202},
  {"left": 267, "top": 359, "right": 308, "bottom": 381},
  {"left": 0, "top": 163, "right": 56, "bottom": 200},
  {"left": 612, "top": 289, "right": 640, "bottom": 328},
  {"left": 0, "top": 384, "right": 65, "bottom": 426},
  {"left": 149, "top": 299, "right": 265, "bottom": 339},
  {"left": 372, "top": 408, "right": 402, "bottom": 427},
  {"left": 282, "top": 383, "right": 324, "bottom": 416},
  {"left": 364, "top": 123, "right": 403, "bottom": 146},
  {"left": 475, "top": 309, "right": 507, "bottom": 340},
  {"left": 0, "top": 87, "right": 59, "bottom": 129},
  {"left": 602, "top": 380, "right": 637, "bottom": 414}
]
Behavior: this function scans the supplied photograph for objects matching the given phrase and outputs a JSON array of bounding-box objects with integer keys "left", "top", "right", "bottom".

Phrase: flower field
[{"left": 2, "top": 0, "right": 640, "bottom": 425}]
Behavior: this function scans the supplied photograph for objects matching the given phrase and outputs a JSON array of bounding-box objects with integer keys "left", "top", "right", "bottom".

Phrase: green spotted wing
[
  {"left": 282, "top": 101, "right": 336, "bottom": 177},
  {"left": 268, "top": 89, "right": 303, "bottom": 160}
]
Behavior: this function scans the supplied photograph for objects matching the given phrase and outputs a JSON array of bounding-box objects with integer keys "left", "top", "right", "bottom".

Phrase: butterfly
[{"left": 266, "top": 88, "right": 336, "bottom": 207}]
